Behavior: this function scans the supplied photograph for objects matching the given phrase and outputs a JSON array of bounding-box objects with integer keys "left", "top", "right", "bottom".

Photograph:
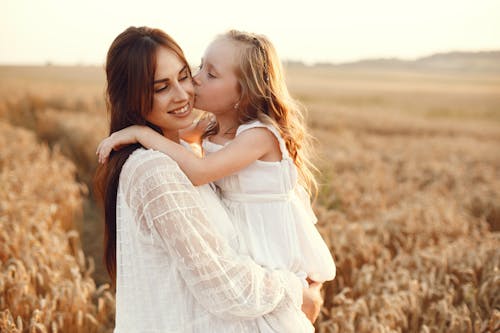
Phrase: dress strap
[{"left": 236, "top": 120, "right": 290, "bottom": 160}]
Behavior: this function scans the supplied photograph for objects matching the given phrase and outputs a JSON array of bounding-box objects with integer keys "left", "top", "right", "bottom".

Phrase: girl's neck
[{"left": 216, "top": 113, "right": 239, "bottom": 137}]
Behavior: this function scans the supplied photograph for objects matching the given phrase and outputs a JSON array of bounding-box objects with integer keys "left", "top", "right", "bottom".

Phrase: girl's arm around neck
[
  {"left": 179, "top": 114, "right": 213, "bottom": 145},
  {"left": 137, "top": 126, "right": 277, "bottom": 185}
]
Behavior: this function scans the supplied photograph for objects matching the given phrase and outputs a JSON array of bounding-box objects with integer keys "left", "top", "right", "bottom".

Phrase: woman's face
[
  {"left": 146, "top": 46, "right": 195, "bottom": 139},
  {"left": 192, "top": 39, "right": 240, "bottom": 116}
]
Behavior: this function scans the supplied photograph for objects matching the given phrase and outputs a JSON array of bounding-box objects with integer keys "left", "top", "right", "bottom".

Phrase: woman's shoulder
[
  {"left": 124, "top": 147, "right": 176, "bottom": 168},
  {"left": 121, "top": 148, "right": 184, "bottom": 186}
]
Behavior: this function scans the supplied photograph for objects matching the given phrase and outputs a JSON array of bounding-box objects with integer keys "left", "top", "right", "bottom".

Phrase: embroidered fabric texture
[{"left": 114, "top": 148, "right": 313, "bottom": 332}]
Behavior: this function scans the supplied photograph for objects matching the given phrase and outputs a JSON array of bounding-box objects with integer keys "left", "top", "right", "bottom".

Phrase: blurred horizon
[
  {"left": 2, "top": 0, "right": 500, "bottom": 66},
  {"left": 0, "top": 48, "right": 499, "bottom": 68}
]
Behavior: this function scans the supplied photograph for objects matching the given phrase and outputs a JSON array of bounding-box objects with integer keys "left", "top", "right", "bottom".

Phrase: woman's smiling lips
[{"left": 168, "top": 103, "right": 191, "bottom": 117}]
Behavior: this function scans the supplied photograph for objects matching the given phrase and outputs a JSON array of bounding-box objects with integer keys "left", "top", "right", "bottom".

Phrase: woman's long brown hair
[{"left": 94, "top": 26, "right": 189, "bottom": 283}]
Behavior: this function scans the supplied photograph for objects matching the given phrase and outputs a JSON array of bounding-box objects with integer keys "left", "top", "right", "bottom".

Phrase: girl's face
[
  {"left": 193, "top": 39, "right": 240, "bottom": 116},
  {"left": 146, "top": 46, "right": 195, "bottom": 139}
]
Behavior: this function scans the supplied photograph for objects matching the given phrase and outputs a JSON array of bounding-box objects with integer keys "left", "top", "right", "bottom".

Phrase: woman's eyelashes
[
  {"left": 155, "top": 85, "right": 169, "bottom": 93},
  {"left": 155, "top": 71, "right": 190, "bottom": 93}
]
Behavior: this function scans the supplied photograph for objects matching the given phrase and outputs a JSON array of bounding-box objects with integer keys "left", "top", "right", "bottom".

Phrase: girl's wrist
[{"left": 137, "top": 125, "right": 150, "bottom": 142}]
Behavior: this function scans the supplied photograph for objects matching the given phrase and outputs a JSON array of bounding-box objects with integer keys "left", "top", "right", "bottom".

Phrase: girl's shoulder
[
  {"left": 236, "top": 120, "right": 289, "bottom": 160},
  {"left": 236, "top": 120, "right": 278, "bottom": 137}
]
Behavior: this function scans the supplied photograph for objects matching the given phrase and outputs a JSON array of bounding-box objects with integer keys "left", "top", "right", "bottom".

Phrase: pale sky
[{"left": 1, "top": 0, "right": 500, "bottom": 65}]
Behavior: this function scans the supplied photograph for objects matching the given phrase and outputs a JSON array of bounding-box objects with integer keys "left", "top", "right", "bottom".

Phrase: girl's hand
[
  {"left": 180, "top": 112, "right": 214, "bottom": 144},
  {"left": 96, "top": 125, "right": 144, "bottom": 163},
  {"left": 301, "top": 281, "right": 323, "bottom": 324}
]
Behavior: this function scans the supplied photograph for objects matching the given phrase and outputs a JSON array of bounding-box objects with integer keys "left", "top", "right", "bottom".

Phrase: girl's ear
[{"left": 233, "top": 95, "right": 242, "bottom": 110}]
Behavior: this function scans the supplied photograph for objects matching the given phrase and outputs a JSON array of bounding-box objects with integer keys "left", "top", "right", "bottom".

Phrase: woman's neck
[{"left": 163, "top": 130, "right": 180, "bottom": 143}]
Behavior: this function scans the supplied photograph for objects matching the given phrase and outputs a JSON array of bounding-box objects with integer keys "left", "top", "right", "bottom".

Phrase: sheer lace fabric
[{"left": 114, "top": 148, "right": 313, "bottom": 332}]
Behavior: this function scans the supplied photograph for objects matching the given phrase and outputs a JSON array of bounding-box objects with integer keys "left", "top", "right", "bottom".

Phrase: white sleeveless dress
[{"left": 202, "top": 120, "right": 336, "bottom": 287}]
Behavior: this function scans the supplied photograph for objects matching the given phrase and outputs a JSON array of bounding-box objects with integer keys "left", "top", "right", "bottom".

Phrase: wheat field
[{"left": 0, "top": 64, "right": 498, "bottom": 332}]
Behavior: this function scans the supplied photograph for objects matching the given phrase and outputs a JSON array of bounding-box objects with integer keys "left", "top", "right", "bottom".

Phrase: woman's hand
[
  {"left": 96, "top": 125, "right": 145, "bottom": 163},
  {"left": 301, "top": 281, "right": 323, "bottom": 324}
]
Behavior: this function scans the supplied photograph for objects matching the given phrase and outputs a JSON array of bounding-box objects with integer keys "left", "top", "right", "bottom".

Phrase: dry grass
[
  {"left": 0, "top": 121, "right": 114, "bottom": 332},
  {"left": 312, "top": 129, "right": 500, "bottom": 331},
  {"left": 292, "top": 66, "right": 500, "bottom": 333},
  {"left": 0, "top": 64, "right": 499, "bottom": 332}
]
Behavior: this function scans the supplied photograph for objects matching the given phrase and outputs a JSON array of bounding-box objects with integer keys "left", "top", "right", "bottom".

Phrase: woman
[{"left": 94, "top": 26, "right": 322, "bottom": 332}]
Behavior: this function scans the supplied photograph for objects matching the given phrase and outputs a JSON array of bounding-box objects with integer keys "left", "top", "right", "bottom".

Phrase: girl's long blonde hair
[{"left": 220, "top": 30, "right": 318, "bottom": 197}]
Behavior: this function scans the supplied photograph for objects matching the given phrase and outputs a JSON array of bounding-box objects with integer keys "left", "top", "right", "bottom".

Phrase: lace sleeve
[{"left": 123, "top": 149, "right": 303, "bottom": 320}]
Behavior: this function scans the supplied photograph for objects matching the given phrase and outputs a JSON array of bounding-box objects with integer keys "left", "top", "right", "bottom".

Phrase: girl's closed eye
[{"left": 198, "top": 61, "right": 216, "bottom": 78}]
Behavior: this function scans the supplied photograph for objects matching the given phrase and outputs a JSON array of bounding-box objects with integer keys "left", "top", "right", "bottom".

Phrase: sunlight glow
[{"left": 1, "top": 0, "right": 499, "bottom": 65}]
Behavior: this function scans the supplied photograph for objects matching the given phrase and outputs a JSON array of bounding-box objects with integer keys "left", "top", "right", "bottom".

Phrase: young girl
[{"left": 97, "top": 30, "right": 335, "bottom": 293}]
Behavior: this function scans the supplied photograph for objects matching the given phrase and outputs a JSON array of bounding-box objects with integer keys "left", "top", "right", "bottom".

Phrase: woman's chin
[{"left": 174, "top": 109, "right": 196, "bottom": 128}]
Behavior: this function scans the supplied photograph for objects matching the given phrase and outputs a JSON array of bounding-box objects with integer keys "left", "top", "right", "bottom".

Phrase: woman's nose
[
  {"left": 192, "top": 73, "right": 201, "bottom": 86},
  {"left": 172, "top": 82, "right": 189, "bottom": 102}
]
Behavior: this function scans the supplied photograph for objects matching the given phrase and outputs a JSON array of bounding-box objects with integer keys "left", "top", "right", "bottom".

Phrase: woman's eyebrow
[
  {"left": 178, "top": 65, "right": 187, "bottom": 74},
  {"left": 154, "top": 65, "right": 188, "bottom": 84},
  {"left": 153, "top": 77, "right": 169, "bottom": 84}
]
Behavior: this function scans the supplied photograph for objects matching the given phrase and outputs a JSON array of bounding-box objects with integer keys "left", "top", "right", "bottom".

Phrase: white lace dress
[
  {"left": 114, "top": 148, "right": 314, "bottom": 332},
  {"left": 202, "top": 121, "right": 336, "bottom": 286}
]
